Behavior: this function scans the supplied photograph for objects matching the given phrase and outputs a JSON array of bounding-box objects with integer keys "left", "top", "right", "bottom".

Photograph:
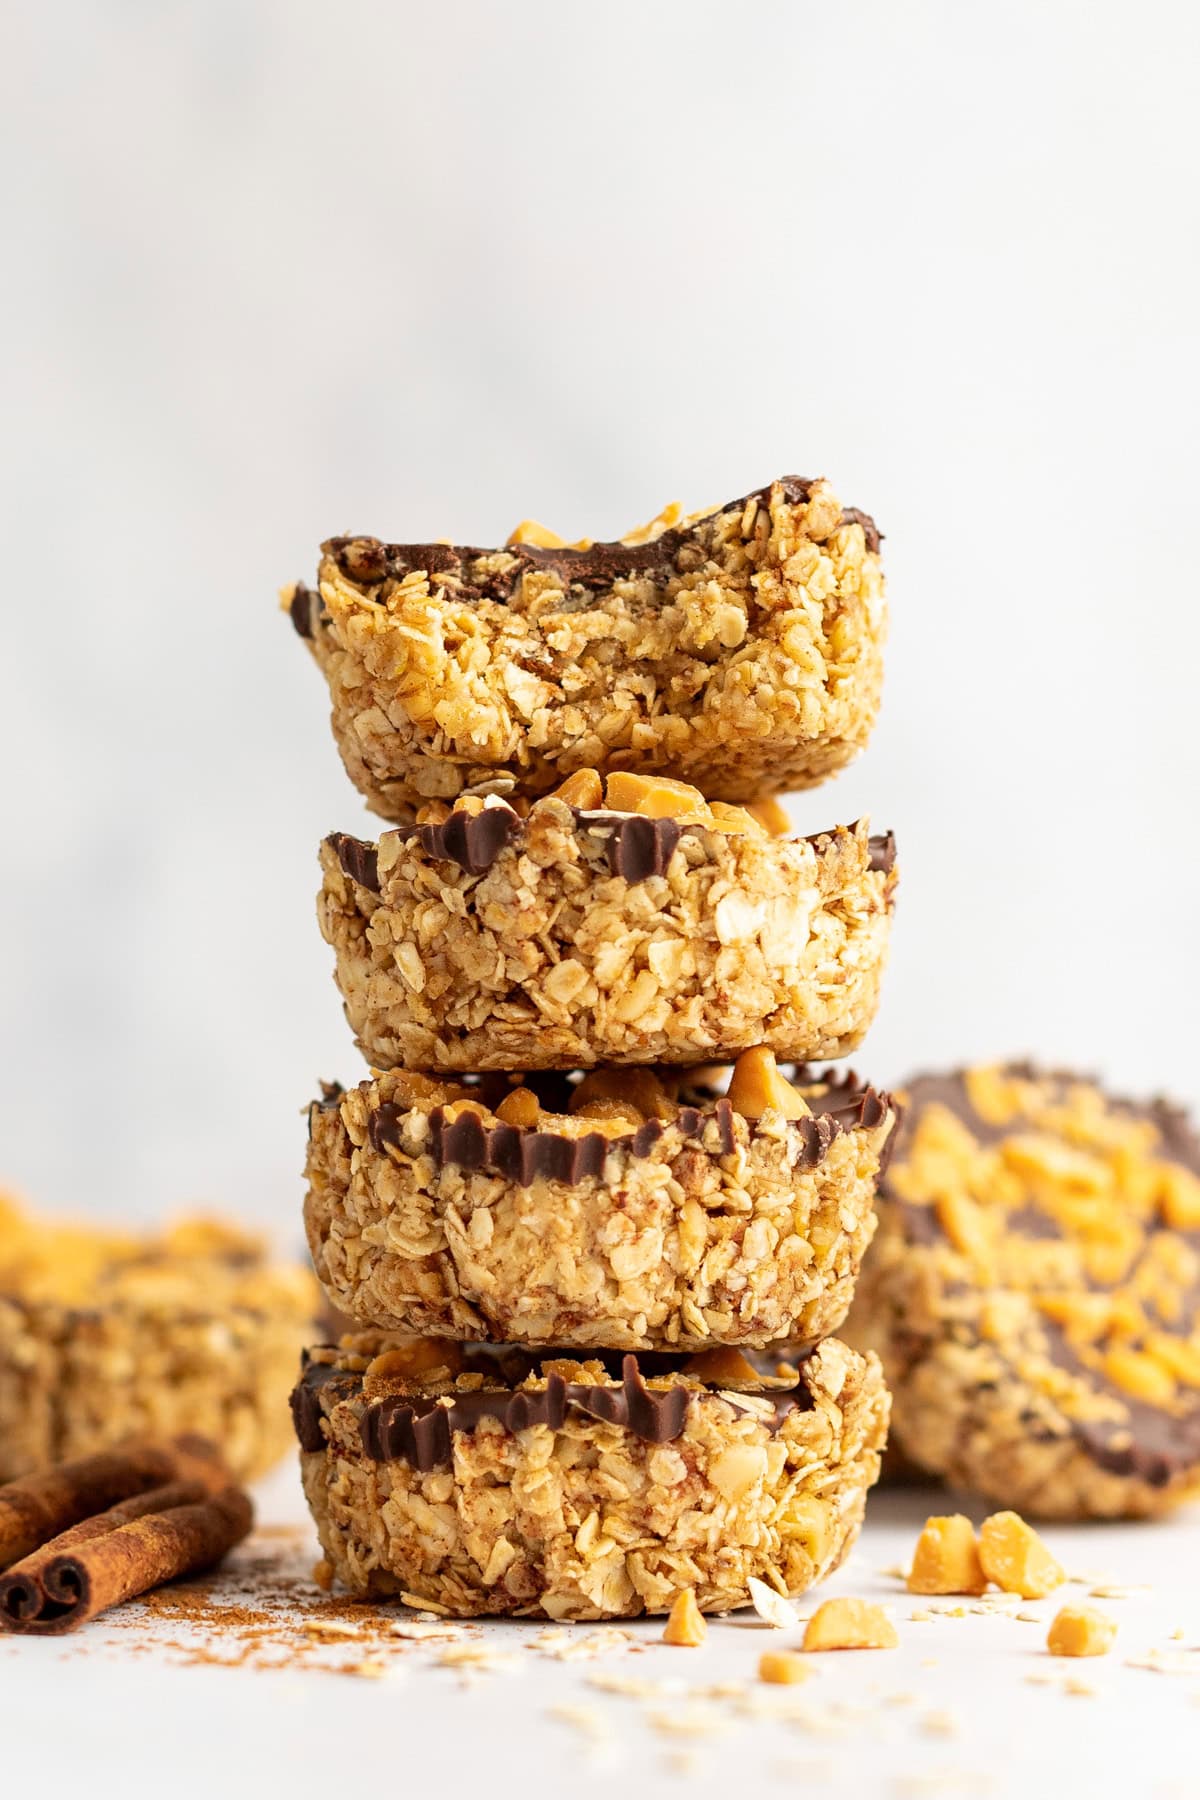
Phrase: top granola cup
[
  {"left": 320, "top": 772, "right": 897, "bottom": 1073},
  {"left": 286, "top": 475, "right": 885, "bottom": 820},
  {"left": 843, "top": 1063, "right": 1200, "bottom": 1520},
  {"left": 0, "top": 1194, "right": 320, "bottom": 1483}
]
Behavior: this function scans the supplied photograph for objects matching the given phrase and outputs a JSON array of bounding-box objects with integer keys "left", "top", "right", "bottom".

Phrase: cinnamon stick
[
  {"left": 0, "top": 1434, "right": 231, "bottom": 1570},
  {"left": 0, "top": 1483, "right": 253, "bottom": 1634}
]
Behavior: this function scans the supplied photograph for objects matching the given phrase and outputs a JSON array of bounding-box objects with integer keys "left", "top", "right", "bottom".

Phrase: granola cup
[
  {"left": 286, "top": 476, "right": 885, "bottom": 820},
  {"left": 844, "top": 1064, "right": 1200, "bottom": 1520},
  {"left": 303, "top": 1055, "right": 898, "bottom": 1351},
  {"left": 0, "top": 1197, "right": 319, "bottom": 1482},
  {"left": 320, "top": 776, "right": 896, "bottom": 1072},
  {"left": 293, "top": 1334, "right": 889, "bottom": 1619}
]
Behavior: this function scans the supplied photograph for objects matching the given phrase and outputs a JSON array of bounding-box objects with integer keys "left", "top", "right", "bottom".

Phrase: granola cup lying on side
[
  {"left": 293, "top": 1334, "right": 889, "bottom": 1619},
  {"left": 843, "top": 1063, "right": 1200, "bottom": 1520},
  {"left": 0, "top": 1195, "right": 319, "bottom": 1482},
  {"left": 320, "top": 774, "right": 897, "bottom": 1072},
  {"left": 303, "top": 1053, "right": 898, "bottom": 1351},
  {"left": 286, "top": 476, "right": 885, "bottom": 821}
]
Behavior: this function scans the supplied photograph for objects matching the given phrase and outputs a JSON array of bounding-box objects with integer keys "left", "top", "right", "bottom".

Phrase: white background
[{"left": 2, "top": 0, "right": 1198, "bottom": 1234}]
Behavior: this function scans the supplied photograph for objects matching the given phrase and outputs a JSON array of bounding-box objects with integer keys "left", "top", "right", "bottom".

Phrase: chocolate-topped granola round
[
  {"left": 292, "top": 1333, "right": 889, "bottom": 1618},
  {"left": 843, "top": 1062, "right": 1200, "bottom": 1519},
  {"left": 303, "top": 1053, "right": 897, "bottom": 1352},
  {"left": 318, "top": 772, "right": 896, "bottom": 1073},
  {"left": 285, "top": 476, "right": 885, "bottom": 820}
]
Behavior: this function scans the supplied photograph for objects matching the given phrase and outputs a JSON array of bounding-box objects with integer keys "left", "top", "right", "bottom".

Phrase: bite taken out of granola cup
[
  {"left": 285, "top": 475, "right": 885, "bottom": 820},
  {"left": 303, "top": 1053, "right": 898, "bottom": 1352},
  {"left": 292, "top": 1333, "right": 889, "bottom": 1619}
]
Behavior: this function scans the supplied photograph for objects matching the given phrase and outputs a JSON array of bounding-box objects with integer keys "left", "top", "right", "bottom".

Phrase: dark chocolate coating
[
  {"left": 291, "top": 1344, "right": 817, "bottom": 1470},
  {"left": 328, "top": 814, "right": 896, "bottom": 890},
  {"left": 321, "top": 477, "right": 881, "bottom": 605}
]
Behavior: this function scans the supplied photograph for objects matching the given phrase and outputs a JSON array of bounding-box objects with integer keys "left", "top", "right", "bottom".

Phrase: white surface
[
  {"left": 3, "top": 1471, "right": 1199, "bottom": 1800},
  {"left": 1, "top": 1, "right": 1198, "bottom": 1230}
]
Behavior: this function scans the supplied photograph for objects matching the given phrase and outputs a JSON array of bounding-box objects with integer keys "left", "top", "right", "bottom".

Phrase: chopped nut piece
[
  {"left": 801, "top": 1598, "right": 898, "bottom": 1652},
  {"left": 662, "top": 1589, "right": 707, "bottom": 1647},
  {"left": 1047, "top": 1605, "right": 1117, "bottom": 1658},
  {"left": 727, "top": 1047, "right": 812, "bottom": 1122},
  {"left": 494, "top": 1086, "right": 541, "bottom": 1129},
  {"left": 978, "top": 1512, "right": 1064, "bottom": 1599},
  {"left": 907, "top": 1514, "right": 987, "bottom": 1597},
  {"left": 758, "top": 1650, "right": 812, "bottom": 1685}
]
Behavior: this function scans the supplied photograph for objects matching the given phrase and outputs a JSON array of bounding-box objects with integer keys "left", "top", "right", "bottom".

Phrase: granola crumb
[{"left": 747, "top": 1575, "right": 800, "bottom": 1629}]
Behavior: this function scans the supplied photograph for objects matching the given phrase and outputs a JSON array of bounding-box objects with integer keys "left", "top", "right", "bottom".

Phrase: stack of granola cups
[{"left": 286, "top": 475, "right": 899, "bottom": 1620}]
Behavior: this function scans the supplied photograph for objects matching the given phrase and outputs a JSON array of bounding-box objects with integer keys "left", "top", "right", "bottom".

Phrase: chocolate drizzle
[
  {"left": 291, "top": 1346, "right": 818, "bottom": 1470},
  {"left": 321, "top": 477, "right": 881, "bottom": 605}
]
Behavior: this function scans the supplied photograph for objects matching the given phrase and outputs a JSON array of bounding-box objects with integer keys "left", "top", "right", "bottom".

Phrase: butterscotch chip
[
  {"left": 548, "top": 768, "right": 603, "bottom": 810},
  {"left": 303, "top": 1067, "right": 896, "bottom": 1349},
  {"left": 604, "top": 771, "right": 711, "bottom": 821},
  {"left": 663, "top": 1589, "right": 707, "bottom": 1646},
  {"left": 294, "top": 1336, "right": 890, "bottom": 1619},
  {"left": 843, "top": 1062, "right": 1200, "bottom": 1521},
  {"left": 287, "top": 476, "right": 886, "bottom": 819},
  {"left": 907, "top": 1515, "right": 987, "bottom": 1597},
  {"left": 758, "top": 1650, "right": 812, "bottom": 1685},
  {"left": 802, "top": 1598, "right": 898, "bottom": 1652},
  {"left": 319, "top": 811, "right": 896, "bottom": 1073},
  {"left": 978, "top": 1513, "right": 1064, "bottom": 1599},
  {"left": 1047, "top": 1605, "right": 1117, "bottom": 1657}
]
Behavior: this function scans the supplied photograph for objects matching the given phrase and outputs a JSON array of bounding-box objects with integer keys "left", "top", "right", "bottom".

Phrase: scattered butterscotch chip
[
  {"left": 907, "top": 1514, "right": 987, "bottom": 1596},
  {"left": 1047, "top": 1605, "right": 1117, "bottom": 1658},
  {"left": 311, "top": 1558, "right": 333, "bottom": 1591},
  {"left": 978, "top": 1512, "right": 1064, "bottom": 1599},
  {"left": 758, "top": 1650, "right": 813, "bottom": 1686},
  {"left": 802, "top": 1598, "right": 898, "bottom": 1652},
  {"left": 663, "top": 1589, "right": 707, "bottom": 1647}
]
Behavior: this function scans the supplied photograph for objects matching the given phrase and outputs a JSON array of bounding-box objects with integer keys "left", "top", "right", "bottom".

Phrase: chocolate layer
[
  {"left": 328, "top": 814, "right": 897, "bottom": 890},
  {"left": 366, "top": 1097, "right": 737, "bottom": 1184},
  {"left": 317, "top": 477, "right": 881, "bottom": 610},
  {"left": 319, "top": 1069, "right": 891, "bottom": 1186},
  {"left": 291, "top": 1347, "right": 817, "bottom": 1470}
]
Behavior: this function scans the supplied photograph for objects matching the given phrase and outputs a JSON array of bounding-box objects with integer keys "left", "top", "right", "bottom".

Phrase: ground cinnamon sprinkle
[{"left": 96, "top": 1526, "right": 474, "bottom": 1677}]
